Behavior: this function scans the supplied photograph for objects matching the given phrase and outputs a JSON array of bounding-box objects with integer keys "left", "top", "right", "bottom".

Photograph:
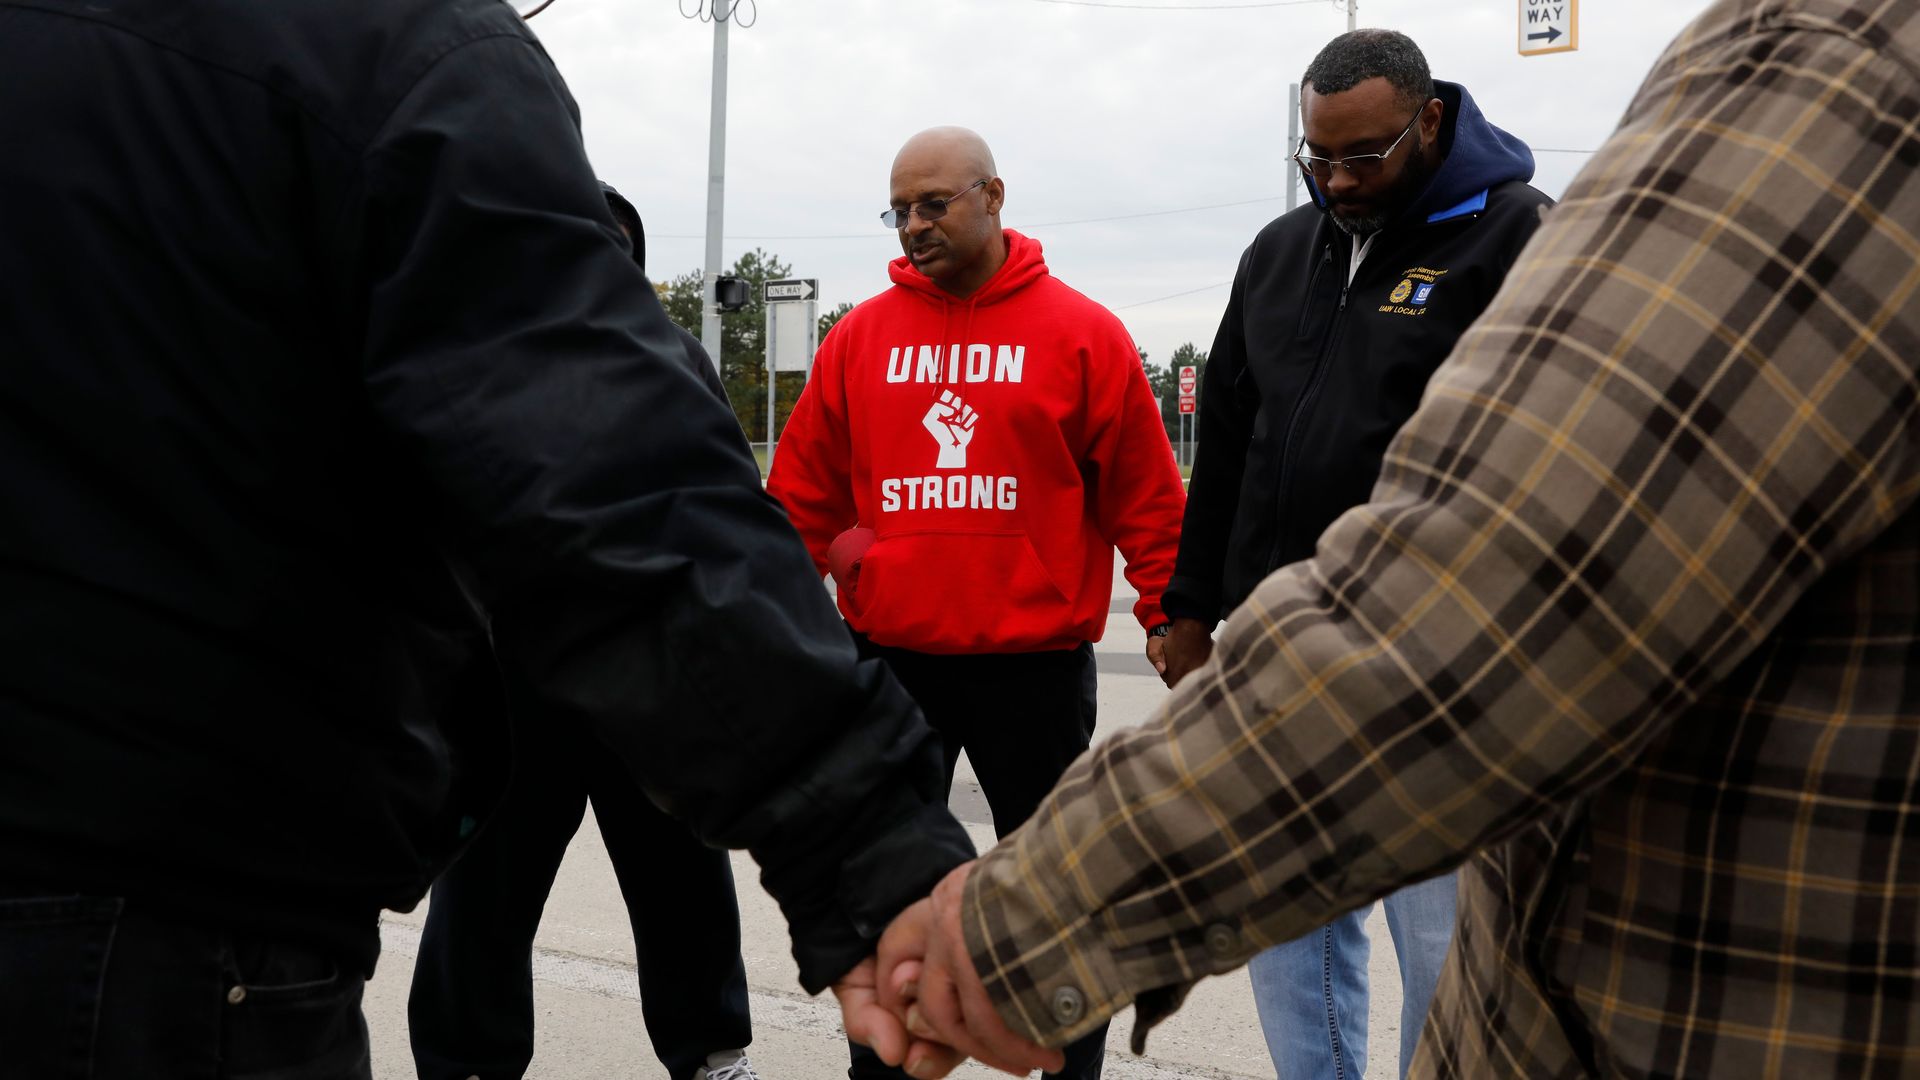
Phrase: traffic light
[{"left": 714, "top": 275, "right": 750, "bottom": 313}]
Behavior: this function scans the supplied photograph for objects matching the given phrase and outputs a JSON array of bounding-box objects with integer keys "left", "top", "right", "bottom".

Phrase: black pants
[
  {"left": 847, "top": 638, "right": 1109, "bottom": 1080},
  {"left": 409, "top": 715, "right": 751, "bottom": 1080},
  {"left": 0, "top": 893, "right": 370, "bottom": 1079}
]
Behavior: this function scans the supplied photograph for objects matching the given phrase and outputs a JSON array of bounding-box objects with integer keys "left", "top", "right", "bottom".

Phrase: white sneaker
[{"left": 695, "top": 1050, "right": 760, "bottom": 1080}]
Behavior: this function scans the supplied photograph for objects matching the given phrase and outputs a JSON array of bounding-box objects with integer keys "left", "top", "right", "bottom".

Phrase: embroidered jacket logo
[
  {"left": 922, "top": 390, "right": 979, "bottom": 469},
  {"left": 1380, "top": 265, "right": 1448, "bottom": 317}
]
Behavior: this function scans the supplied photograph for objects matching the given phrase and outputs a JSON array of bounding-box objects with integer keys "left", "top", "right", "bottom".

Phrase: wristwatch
[{"left": 1149, "top": 622, "right": 1173, "bottom": 638}]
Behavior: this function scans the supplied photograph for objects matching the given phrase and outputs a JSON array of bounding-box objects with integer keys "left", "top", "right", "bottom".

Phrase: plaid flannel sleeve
[{"left": 961, "top": 3, "right": 1920, "bottom": 1051}]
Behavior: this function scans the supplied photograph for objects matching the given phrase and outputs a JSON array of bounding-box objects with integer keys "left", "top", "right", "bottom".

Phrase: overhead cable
[
  {"left": 1033, "top": 0, "right": 1328, "bottom": 9},
  {"left": 1113, "top": 281, "right": 1232, "bottom": 310},
  {"left": 653, "top": 195, "right": 1289, "bottom": 240}
]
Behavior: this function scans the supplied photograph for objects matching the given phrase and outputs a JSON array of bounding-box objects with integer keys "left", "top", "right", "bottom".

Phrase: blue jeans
[{"left": 1246, "top": 873, "right": 1457, "bottom": 1080}]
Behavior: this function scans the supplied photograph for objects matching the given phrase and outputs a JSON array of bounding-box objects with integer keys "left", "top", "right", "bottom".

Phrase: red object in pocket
[{"left": 827, "top": 527, "right": 876, "bottom": 601}]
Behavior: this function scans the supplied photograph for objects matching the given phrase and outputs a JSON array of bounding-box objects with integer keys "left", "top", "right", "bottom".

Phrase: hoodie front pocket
[{"left": 850, "top": 529, "right": 1073, "bottom": 652}]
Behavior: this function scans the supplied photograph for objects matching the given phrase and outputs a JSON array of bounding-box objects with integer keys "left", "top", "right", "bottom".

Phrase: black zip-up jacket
[
  {"left": 1163, "top": 82, "right": 1553, "bottom": 625},
  {"left": 0, "top": 0, "right": 970, "bottom": 991}
]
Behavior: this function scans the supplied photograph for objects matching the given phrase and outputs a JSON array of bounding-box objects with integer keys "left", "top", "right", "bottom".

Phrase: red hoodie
[{"left": 767, "top": 230, "right": 1185, "bottom": 655}]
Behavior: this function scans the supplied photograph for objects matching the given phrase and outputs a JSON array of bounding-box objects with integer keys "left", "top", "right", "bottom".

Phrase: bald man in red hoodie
[{"left": 768, "top": 127, "right": 1185, "bottom": 1080}]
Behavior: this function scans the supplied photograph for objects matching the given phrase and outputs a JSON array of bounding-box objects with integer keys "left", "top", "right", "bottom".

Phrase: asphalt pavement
[{"left": 361, "top": 562, "right": 1407, "bottom": 1080}]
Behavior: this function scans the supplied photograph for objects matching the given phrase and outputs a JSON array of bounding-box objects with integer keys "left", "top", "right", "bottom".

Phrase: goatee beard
[
  {"left": 1330, "top": 211, "right": 1387, "bottom": 238},
  {"left": 1328, "top": 137, "right": 1431, "bottom": 238}
]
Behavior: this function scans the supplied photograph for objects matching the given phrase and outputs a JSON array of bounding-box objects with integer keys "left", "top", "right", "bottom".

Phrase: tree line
[
  {"left": 1140, "top": 342, "right": 1208, "bottom": 447},
  {"left": 653, "top": 250, "right": 1203, "bottom": 448},
  {"left": 652, "top": 249, "right": 850, "bottom": 444}
]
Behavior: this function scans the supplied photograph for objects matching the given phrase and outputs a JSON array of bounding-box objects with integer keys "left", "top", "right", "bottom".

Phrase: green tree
[
  {"left": 654, "top": 249, "right": 804, "bottom": 441},
  {"left": 655, "top": 267, "right": 704, "bottom": 340},
  {"left": 1143, "top": 342, "right": 1207, "bottom": 446},
  {"left": 819, "top": 301, "right": 854, "bottom": 342}
]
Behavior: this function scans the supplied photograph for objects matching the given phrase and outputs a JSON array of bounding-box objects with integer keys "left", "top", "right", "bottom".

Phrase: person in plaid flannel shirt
[{"left": 840, "top": 1, "right": 1920, "bottom": 1077}]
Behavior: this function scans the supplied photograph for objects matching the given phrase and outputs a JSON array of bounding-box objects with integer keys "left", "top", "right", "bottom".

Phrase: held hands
[
  {"left": 1157, "top": 618, "right": 1214, "bottom": 688},
  {"left": 1146, "top": 631, "right": 1169, "bottom": 684},
  {"left": 831, "top": 862, "right": 1065, "bottom": 1079}
]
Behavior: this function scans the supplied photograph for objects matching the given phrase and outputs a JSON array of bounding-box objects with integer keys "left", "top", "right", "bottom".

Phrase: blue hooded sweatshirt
[
  {"left": 1306, "top": 80, "right": 1538, "bottom": 226},
  {"left": 1163, "top": 78, "right": 1556, "bottom": 625}
]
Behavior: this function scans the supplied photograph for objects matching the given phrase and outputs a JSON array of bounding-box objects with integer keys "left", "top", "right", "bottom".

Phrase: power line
[
  {"left": 652, "top": 231, "right": 867, "bottom": 240},
  {"left": 1114, "top": 281, "right": 1232, "bottom": 310},
  {"left": 1033, "top": 0, "right": 1327, "bottom": 8},
  {"left": 652, "top": 195, "right": 1288, "bottom": 240},
  {"left": 652, "top": 160, "right": 1610, "bottom": 241},
  {"left": 1034, "top": 195, "right": 1284, "bottom": 226},
  {"left": 680, "top": 0, "right": 758, "bottom": 26}
]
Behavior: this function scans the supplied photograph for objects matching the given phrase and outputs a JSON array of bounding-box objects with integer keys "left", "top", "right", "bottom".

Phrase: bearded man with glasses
[{"left": 1156, "top": 28, "right": 1554, "bottom": 1080}]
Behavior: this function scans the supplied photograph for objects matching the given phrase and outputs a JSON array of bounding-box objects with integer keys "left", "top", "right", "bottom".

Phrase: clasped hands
[{"left": 833, "top": 862, "right": 1067, "bottom": 1079}]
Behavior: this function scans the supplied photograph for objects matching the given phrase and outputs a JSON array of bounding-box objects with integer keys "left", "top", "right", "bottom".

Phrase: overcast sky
[{"left": 528, "top": 0, "right": 1717, "bottom": 365}]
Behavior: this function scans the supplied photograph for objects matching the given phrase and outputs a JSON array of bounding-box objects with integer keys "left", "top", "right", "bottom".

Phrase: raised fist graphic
[{"left": 922, "top": 389, "right": 979, "bottom": 470}]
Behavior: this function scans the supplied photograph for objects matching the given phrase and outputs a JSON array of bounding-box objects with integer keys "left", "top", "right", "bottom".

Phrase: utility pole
[
  {"left": 1347, "top": 0, "right": 1356, "bottom": 31},
  {"left": 699, "top": 1, "right": 731, "bottom": 375},
  {"left": 1287, "top": 82, "right": 1301, "bottom": 212}
]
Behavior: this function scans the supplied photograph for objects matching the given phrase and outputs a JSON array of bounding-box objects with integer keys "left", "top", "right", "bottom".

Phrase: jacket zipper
[
  {"left": 1261, "top": 209, "right": 1488, "bottom": 574},
  {"left": 1267, "top": 243, "right": 1351, "bottom": 573}
]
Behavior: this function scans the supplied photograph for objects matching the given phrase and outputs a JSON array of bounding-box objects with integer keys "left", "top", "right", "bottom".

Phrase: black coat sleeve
[
  {"left": 346, "top": 30, "right": 970, "bottom": 993},
  {"left": 674, "top": 325, "right": 732, "bottom": 403},
  {"left": 1160, "top": 245, "right": 1257, "bottom": 627}
]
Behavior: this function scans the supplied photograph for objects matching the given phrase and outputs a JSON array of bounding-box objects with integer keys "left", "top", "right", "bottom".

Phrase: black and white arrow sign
[
  {"left": 763, "top": 278, "right": 819, "bottom": 303},
  {"left": 1518, "top": 0, "right": 1577, "bottom": 55}
]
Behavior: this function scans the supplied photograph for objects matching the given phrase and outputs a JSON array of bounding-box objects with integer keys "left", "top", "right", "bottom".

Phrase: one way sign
[
  {"left": 1518, "top": 0, "right": 1577, "bottom": 56},
  {"left": 763, "top": 278, "right": 819, "bottom": 303}
]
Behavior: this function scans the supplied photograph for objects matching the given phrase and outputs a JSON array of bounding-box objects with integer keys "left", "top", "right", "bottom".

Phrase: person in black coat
[
  {"left": 1158, "top": 29, "right": 1553, "bottom": 1080},
  {"left": 0, "top": 4, "right": 969, "bottom": 1076},
  {"left": 406, "top": 185, "right": 764, "bottom": 1080}
]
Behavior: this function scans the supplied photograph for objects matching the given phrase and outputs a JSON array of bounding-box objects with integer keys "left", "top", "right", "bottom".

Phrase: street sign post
[
  {"left": 1518, "top": 0, "right": 1577, "bottom": 56},
  {"left": 763, "top": 278, "right": 818, "bottom": 303},
  {"left": 1177, "top": 364, "right": 1198, "bottom": 465},
  {"left": 766, "top": 301, "right": 815, "bottom": 374},
  {"left": 764, "top": 279, "right": 820, "bottom": 466}
]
